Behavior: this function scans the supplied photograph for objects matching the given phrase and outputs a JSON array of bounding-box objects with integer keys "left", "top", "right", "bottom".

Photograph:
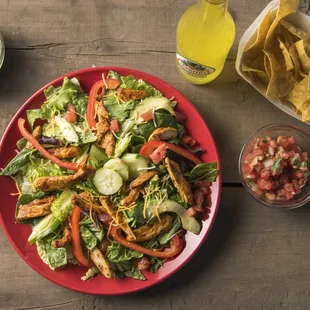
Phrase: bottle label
[{"left": 176, "top": 53, "right": 215, "bottom": 78}]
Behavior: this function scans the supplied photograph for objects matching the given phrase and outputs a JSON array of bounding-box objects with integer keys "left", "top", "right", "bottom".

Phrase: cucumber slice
[
  {"left": 104, "top": 158, "right": 129, "bottom": 181},
  {"left": 93, "top": 168, "right": 123, "bottom": 195},
  {"left": 121, "top": 153, "right": 149, "bottom": 180}
]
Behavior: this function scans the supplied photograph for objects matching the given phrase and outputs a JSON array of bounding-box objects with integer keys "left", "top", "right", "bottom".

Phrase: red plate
[{"left": 0, "top": 67, "right": 222, "bottom": 295}]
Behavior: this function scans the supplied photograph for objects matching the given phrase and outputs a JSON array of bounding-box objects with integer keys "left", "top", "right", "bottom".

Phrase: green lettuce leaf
[
  {"left": 149, "top": 257, "right": 163, "bottom": 273},
  {"left": 124, "top": 200, "right": 145, "bottom": 228},
  {"left": 134, "top": 110, "right": 183, "bottom": 140},
  {"left": 80, "top": 225, "right": 98, "bottom": 250},
  {"left": 36, "top": 237, "right": 67, "bottom": 269},
  {"left": 188, "top": 162, "right": 219, "bottom": 182},
  {"left": 72, "top": 121, "right": 97, "bottom": 144},
  {"left": 106, "top": 242, "right": 143, "bottom": 263},
  {"left": 114, "top": 265, "right": 146, "bottom": 281},
  {"left": 88, "top": 145, "right": 109, "bottom": 169},
  {"left": 25, "top": 160, "right": 65, "bottom": 182},
  {"left": 0, "top": 148, "right": 35, "bottom": 176},
  {"left": 107, "top": 70, "right": 121, "bottom": 82},
  {"left": 26, "top": 77, "right": 87, "bottom": 128},
  {"left": 157, "top": 217, "right": 181, "bottom": 245},
  {"left": 51, "top": 189, "right": 73, "bottom": 222},
  {"left": 104, "top": 95, "right": 136, "bottom": 122},
  {"left": 120, "top": 75, "right": 162, "bottom": 97}
]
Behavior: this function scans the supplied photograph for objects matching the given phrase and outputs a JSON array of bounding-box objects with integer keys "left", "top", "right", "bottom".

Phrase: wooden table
[{"left": 1, "top": 1, "right": 310, "bottom": 309}]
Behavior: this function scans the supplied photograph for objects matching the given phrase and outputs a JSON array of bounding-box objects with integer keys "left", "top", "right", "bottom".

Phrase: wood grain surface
[{"left": 1, "top": 0, "right": 310, "bottom": 309}]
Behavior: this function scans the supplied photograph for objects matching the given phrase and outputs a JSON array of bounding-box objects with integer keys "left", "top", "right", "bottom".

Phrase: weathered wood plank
[{"left": 2, "top": 187, "right": 310, "bottom": 310}]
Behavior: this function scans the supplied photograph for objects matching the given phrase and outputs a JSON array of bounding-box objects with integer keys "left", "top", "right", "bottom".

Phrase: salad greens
[{"left": 0, "top": 70, "right": 219, "bottom": 282}]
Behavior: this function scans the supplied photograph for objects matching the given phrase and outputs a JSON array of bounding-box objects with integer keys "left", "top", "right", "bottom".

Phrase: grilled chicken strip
[
  {"left": 90, "top": 248, "right": 114, "bottom": 279},
  {"left": 96, "top": 102, "right": 110, "bottom": 142},
  {"left": 126, "top": 214, "right": 173, "bottom": 242},
  {"left": 130, "top": 171, "right": 157, "bottom": 188},
  {"left": 48, "top": 146, "right": 80, "bottom": 159},
  {"left": 51, "top": 222, "right": 72, "bottom": 248},
  {"left": 99, "top": 196, "right": 135, "bottom": 239},
  {"left": 117, "top": 88, "right": 147, "bottom": 102},
  {"left": 95, "top": 102, "right": 115, "bottom": 157},
  {"left": 33, "top": 155, "right": 94, "bottom": 192},
  {"left": 120, "top": 186, "right": 141, "bottom": 206},
  {"left": 72, "top": 192, "right": 107, "bottom": 214},
  {"left": 16, "top": 196, "right": 56, "bottom": 222},
  {"left": 165, "top": 157, "right": 193, "bottom": 204},
  {"left": 100, "top": 131, "right": 115, "bottom": 157},
  {"left": 25, "top": 126, "right": 42, "bottom": 150},
  {"left": 148, "top": 127, "right": 178, "bottom": 142}
]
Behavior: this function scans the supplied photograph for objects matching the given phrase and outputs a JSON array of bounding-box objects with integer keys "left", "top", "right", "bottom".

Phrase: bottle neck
[{"left": 198, "top": 0, "right": 228, "bottom": 19}]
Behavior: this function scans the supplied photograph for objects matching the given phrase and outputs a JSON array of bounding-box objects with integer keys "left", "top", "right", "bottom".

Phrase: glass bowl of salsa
[{"left": 239, "top": 124, "right": 310, "bottom": 209}]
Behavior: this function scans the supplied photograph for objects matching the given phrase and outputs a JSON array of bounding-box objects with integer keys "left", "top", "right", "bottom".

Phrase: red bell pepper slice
[
  {"left": 87, "top": 78, "right": 120, "bottom": 129},
  {"left": 139, "top": 141, "right": 202, "bottom": 165},
  {"left": 18, "top": 118, "right": 79, "bottom": 171},
  {"left": 110, "top": 226, "right": 183, "bottom": 258},
  {"left": 71, "top": 207, "right": 93, "bottom": 268}
]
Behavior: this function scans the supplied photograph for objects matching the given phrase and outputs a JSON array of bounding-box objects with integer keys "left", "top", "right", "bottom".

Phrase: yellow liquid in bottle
[{"left": 176, "top": 0, "right": 235, "bottom": 84}]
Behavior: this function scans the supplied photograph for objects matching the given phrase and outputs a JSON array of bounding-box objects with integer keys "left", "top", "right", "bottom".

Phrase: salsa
[{"left": 242, "top": 135, "right": 310, "bottom": 201}]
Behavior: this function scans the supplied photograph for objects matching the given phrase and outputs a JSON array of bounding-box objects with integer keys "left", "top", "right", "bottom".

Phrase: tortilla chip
[
  {"left": 246, "top": 10, "right": 272, "bottom": 53},
  {"left": 264, "top": 53, "right": 271, "bottom": 78},
  {"left": 278, "top": 38, "right": 294, "bottom": 71},
  {"left": 287, "top": 75, "right": 310, "bottom": 110},
  {"left": 264, "top": 0, "right": 299, "bottom": 49},
  {"left": 280, "top": 20, "right": 310, "bottom": 41},
  {"left": 300, "top": 100, "right": 310, "bottom": 122},
  {"left": 294, "top": 40, "right": 310, "bottom": 74},
  {"left": 279, "top": 24, "right": 297, "bottom": 48},
  {"left": 289, "top": 43, "right": 307, "bottom": 80},
  {"left": 264, "top": 50, "right": 297, "bottom": 98},
  {"left": 242, "top": 64, "right": 270, "bottom": 85}
]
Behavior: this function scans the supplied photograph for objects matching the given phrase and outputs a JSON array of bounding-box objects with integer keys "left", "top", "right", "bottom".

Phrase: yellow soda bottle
[{"left": 176, "top": 0, "right": 235, "bottom": 84}]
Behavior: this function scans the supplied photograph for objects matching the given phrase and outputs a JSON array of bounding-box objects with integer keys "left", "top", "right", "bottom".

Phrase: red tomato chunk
[{"left": 242, "top": 135, "right": 309, "bottom": 202}]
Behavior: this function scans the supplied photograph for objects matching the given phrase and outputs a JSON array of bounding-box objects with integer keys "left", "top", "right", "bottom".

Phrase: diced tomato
[
  {"left": 253, "top": 148, "right": 264, "bottom": 157},
  {"left": 284, "top": 183, "right": 294, "bottom": 193},
  {"left": 137, "top": 257, "right": 151, "bottom": 271},
  {"left": 299, "top": 178, "right": 305, "bottom": 186},
  {"left": 257, "top": 178, "right": 273, "bottom": 191},
  {"left": 277, "top": 136, "right": 290, "bottom": 149},
  {"left": 288, "top": 136, "right": 296, "bottom": 145},
  {"left": 181, "top": 134, "right": 197, "bottom": 148},
  {"left": 140, "top": 112, "right": 154, "bottom": 122},
  {"left": 186, "top": 207, "right": 196, "bottom": 217},
  {"left": 109, "top": 119, "right": 120, "bottom": 133},
  {"left": 175, "top": 111, "right": 187, "bottom": 123},
  {"left": 300, "top": 166, "right": 309, "bottom": 172},
  {"left": 295, "top": 171, "right": 304, "bottom": 179},
  {"left": 276, "top": 189, "right": 286, "bottom": 198},
  {"left": 65, "top": 104, "right": 77, "bottom": 123},
  {"left": 260, "top": 168, "right": 271, "bottom": 181},
  {"left": 281, "top": 152, "right": 290, "bottom": 160},
  {"left": 149, "top": 143, "right": 167, "bottom": 164},
  {"left": 301, "top": 152, "right": 309, "bottom": 161},
  {"left": 244, "top": 153, "right": 256, "bottom": 164},
  {"left": 194, "top": 205, "right": 204, "bottom": 213},
  {"left": 269, "top": 139, "right": 277, "bottom": 148}
]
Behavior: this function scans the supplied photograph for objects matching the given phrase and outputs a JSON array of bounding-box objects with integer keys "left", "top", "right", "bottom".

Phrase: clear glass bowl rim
[{"left": 238, "top": 123, "right": 310, "bottom": 209}]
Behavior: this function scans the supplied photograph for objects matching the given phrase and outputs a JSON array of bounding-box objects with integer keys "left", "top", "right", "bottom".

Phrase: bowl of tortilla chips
[{"left": 236, "top": 0, "right": 310, "bottom": 123}]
